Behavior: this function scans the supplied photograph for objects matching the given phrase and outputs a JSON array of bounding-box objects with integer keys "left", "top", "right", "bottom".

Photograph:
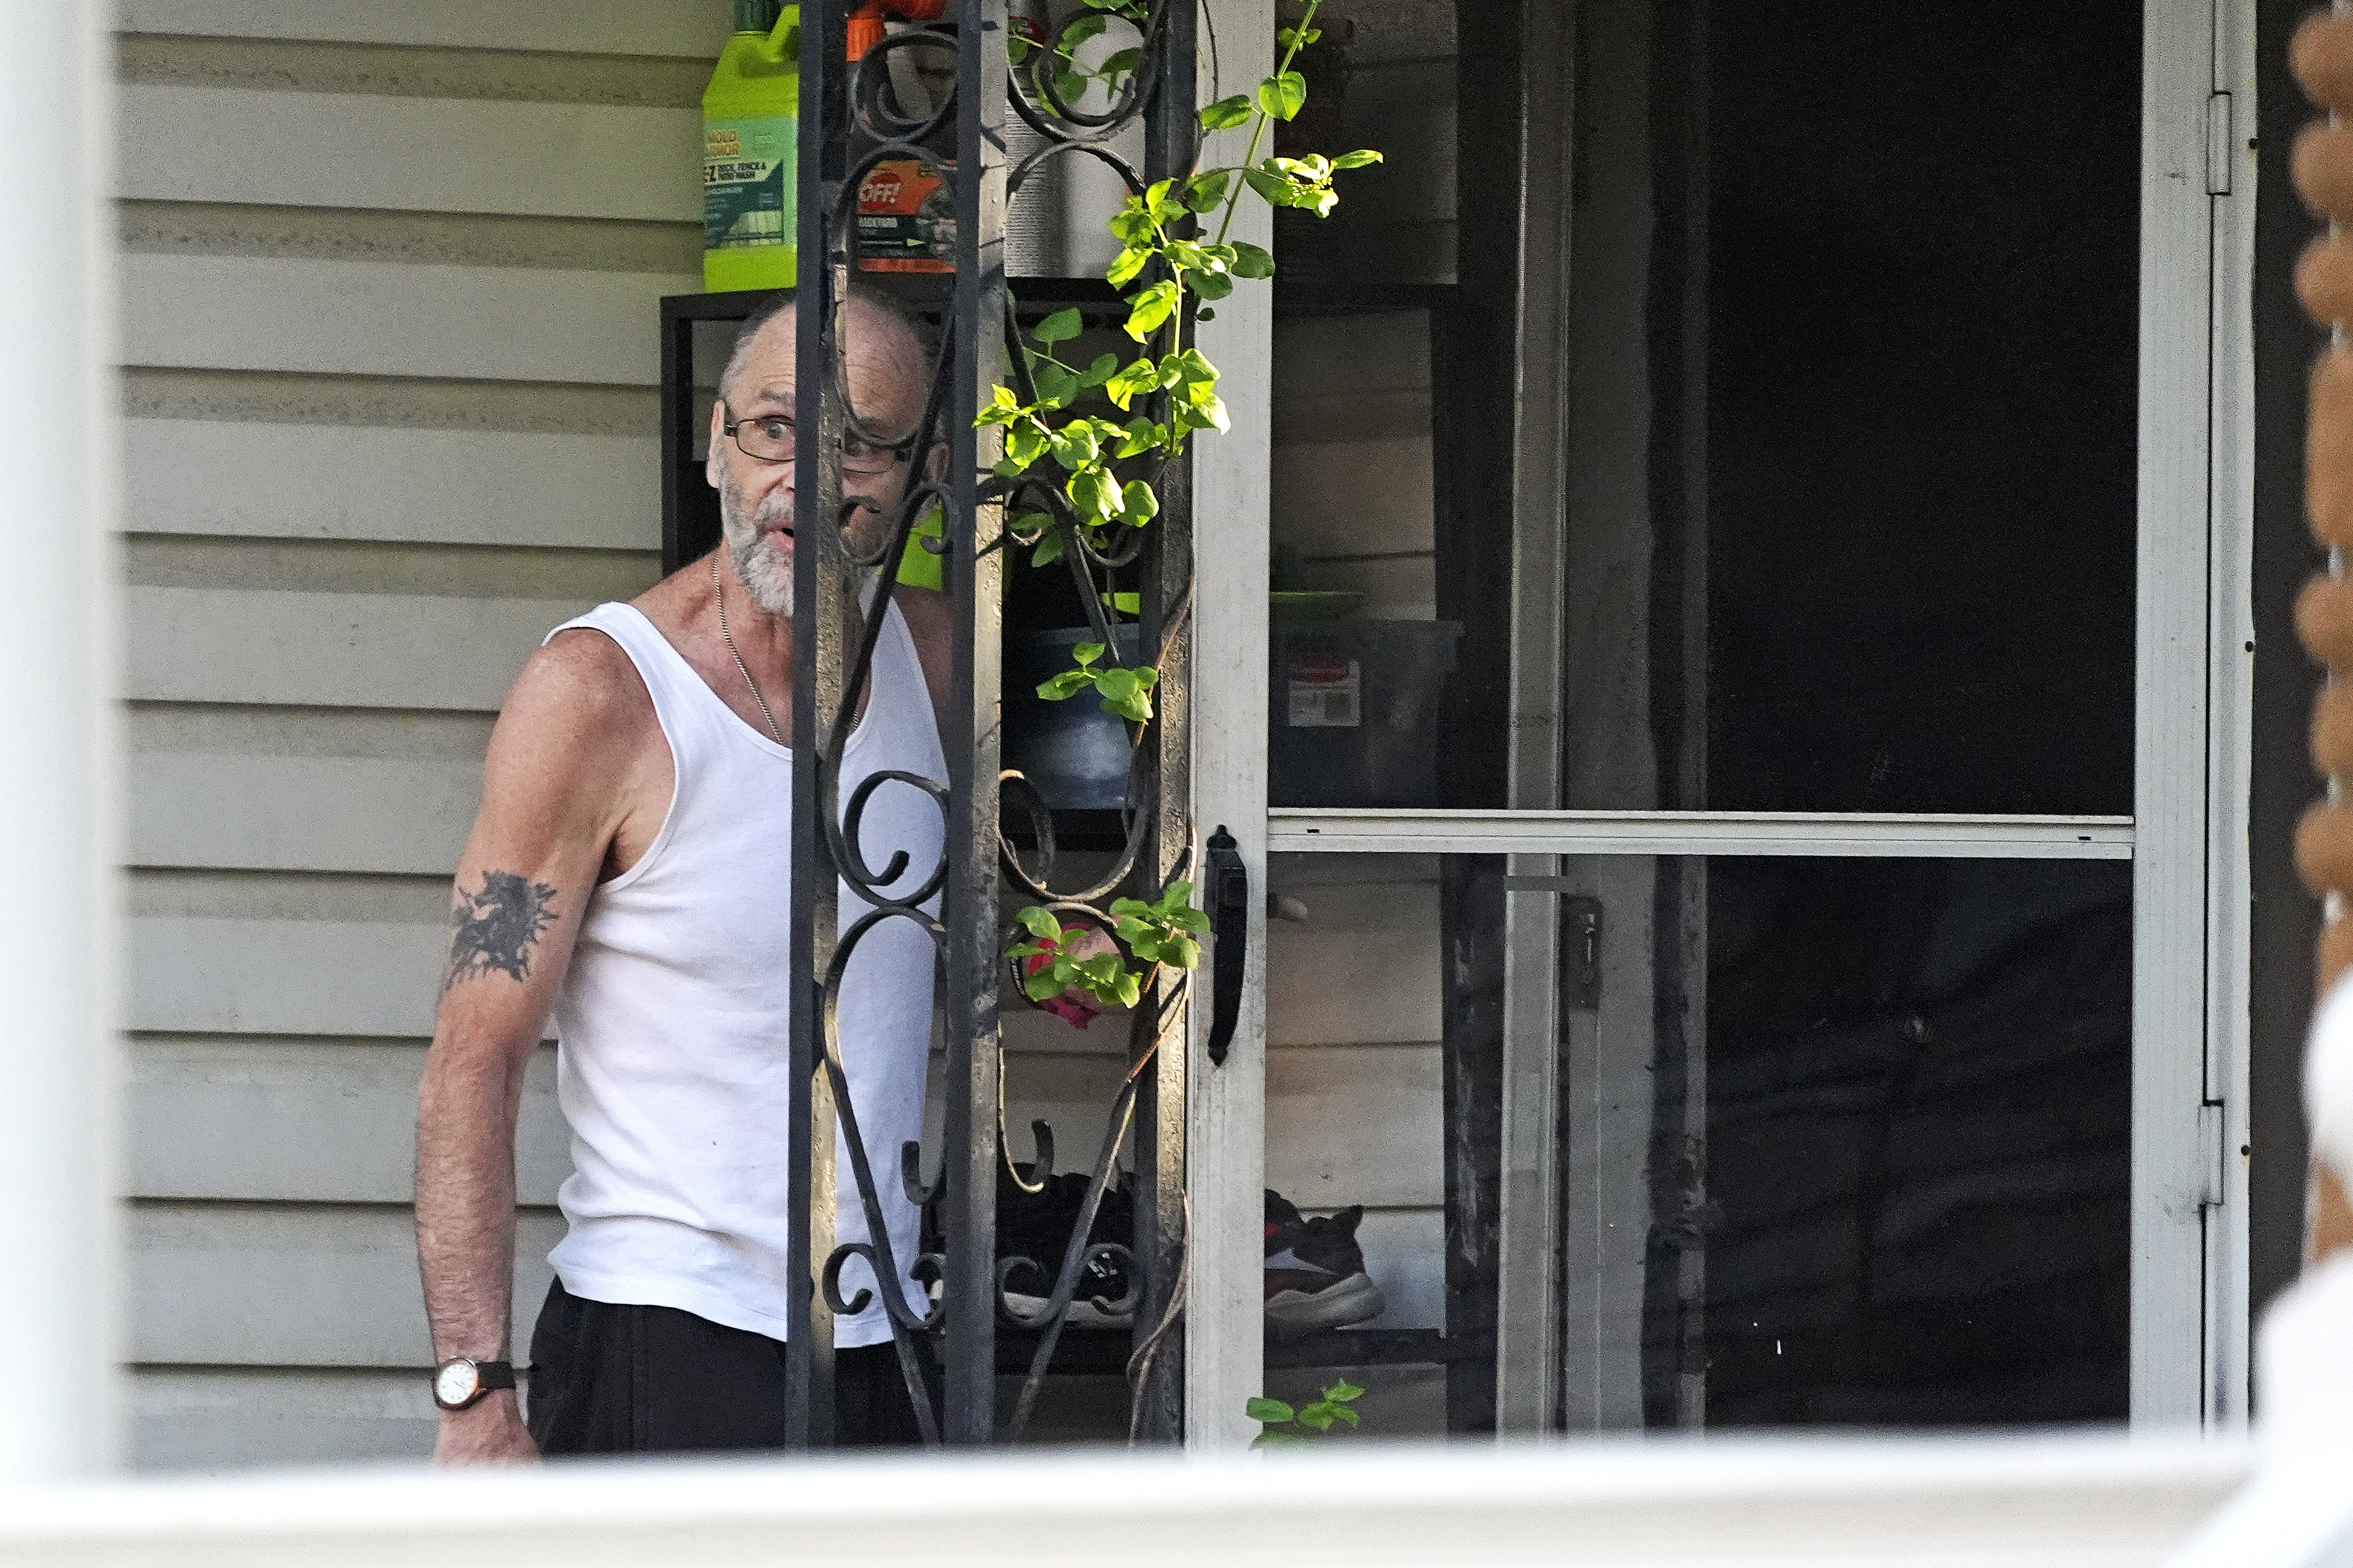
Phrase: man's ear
[
  {"left": 705, "top": 397, "right": 728, "bottom": 491},
  {"left": 922, "top": 438, "right": 948, "bottom": 484}
]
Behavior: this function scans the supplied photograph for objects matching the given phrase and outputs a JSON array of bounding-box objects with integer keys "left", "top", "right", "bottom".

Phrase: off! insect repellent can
[
  {"left": 704, "top": 1, "right": 800, "bottom": 292},
  {"left": 858, "top": 157, "right": 956, "bottom": 274}
]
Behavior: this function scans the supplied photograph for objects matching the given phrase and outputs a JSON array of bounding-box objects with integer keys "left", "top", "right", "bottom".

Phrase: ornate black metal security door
[{"left": 784, "top": 0, "right": 1195, "bottom": 1446}]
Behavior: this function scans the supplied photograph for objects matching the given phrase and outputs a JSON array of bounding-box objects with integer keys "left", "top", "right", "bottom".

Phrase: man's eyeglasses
[{"left": 721, "top": 407, "right": 907, "bottom": 476}]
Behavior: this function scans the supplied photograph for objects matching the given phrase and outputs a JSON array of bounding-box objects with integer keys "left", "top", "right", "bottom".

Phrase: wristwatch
[{"left": 432, "top": 1357, "right": 516, "bottom": 1411}]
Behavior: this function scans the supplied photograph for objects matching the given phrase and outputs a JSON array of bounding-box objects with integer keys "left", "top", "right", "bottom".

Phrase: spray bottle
[{"left": 704, "top": 1, "right": 801, "bottom": 292}]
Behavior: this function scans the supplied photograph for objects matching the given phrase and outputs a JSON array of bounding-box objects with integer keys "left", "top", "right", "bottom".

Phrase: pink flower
[{"left": 1023, "top": 936, "right": 1097, "bottom": 1029}]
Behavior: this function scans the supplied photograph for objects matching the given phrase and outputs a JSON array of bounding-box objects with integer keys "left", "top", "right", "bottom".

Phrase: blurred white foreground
[{"left": 0, "top": 1433, "right": 2257, "bottom": 1568}]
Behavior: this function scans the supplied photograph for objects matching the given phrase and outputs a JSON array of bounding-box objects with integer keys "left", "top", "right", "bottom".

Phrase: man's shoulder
[{"left": 504, "top": 620, "right": 656, "bottom": 745}]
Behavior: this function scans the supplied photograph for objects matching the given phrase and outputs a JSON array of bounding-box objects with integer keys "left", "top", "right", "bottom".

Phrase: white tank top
[{"left": 540, "top": 596, "right": 944, "bottom": 1347}]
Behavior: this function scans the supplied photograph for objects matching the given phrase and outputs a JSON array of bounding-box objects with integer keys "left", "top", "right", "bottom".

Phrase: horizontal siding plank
[
  {"left": 121, "top": 253, "right": 695, "bottom": 387},
  {"left": 127, "top": 1037, "right": 1134, "bottom": 1219},
  {"left": 119, "top": 1, "right": 732, "bottom": 58},
  {"left": 127, "top": 421, "right": 659, "bottom": 550},
  {"left": 128, "top": 1202, "right": 561, "bottom": 1366},
  {"left": 126, "top": 586, "right": 581, "bottom": 710},
  {"left": 1272, "top": 312, "right": 1430, "bottom": 398},
  {"left": 1270, "top": 435, "right": 1436, "bottom": 562},
  {"left": 128, "top": 1040, "right": 568, "bottom": 1205},
  {"left": 1266, "top": 1043, "right": 1441, "bottom": 1210},
  {"left": 132, "top": 915, "right": 450, "bottom": 1036},
  {"left": 125, "top": 1034, "right": 1134, "bottom": 1211},
  {"left": 1265, "top": 876, "right": 1441, "bottom": 1046},
  {"left": 120, "top": 85, "right": 698, "bottom": 222},
  {"left": 133, "top": 751, "right": 480, "bottom": 875},
  {"left": 130, "top": 1367, "right": 437, "bottom": 1472}
]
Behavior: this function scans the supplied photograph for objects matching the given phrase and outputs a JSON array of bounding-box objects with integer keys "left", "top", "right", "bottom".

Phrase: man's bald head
[{"left": 717, "top": 287, "right": 934, "bottom": 417}]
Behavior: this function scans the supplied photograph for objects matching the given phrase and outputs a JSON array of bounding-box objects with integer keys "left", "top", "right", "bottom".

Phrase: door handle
[{"left": 1205, "top": 825, "right": 1247, "bottom": 1066}]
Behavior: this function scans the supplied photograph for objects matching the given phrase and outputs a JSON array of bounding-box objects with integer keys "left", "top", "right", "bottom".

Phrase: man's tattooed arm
[{"left": 441, "top": 870, "right": 559, "bottom": 994}]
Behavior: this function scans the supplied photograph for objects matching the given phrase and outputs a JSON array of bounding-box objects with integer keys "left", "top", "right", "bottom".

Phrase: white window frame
[{"left": 1186, "top": 0, "right": 2258, "bottom": 1438}]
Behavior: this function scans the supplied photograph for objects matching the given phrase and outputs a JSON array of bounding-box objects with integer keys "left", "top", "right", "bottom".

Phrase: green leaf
[
  {"left": 1325, "top": 1381, "right": 1366, "bottom": 1401},
  {"left": 1032, "top": 362, "right": 1076, "bottom": 409},
  {"left": 1107, "top": 590, "right": 1141, "bottom": 612},
  {"left": 1244, "top": 1396, "right": 1294, "bottom": 1425},
  {"left": 1094, "top": 669, "right": 1140, "bottom": 708},
  {"left": 1229, "top": 241, "right": 1277, "bottom": 279},
  {"left": 1104, "top": 357, "right": 1159, "bottom": 410},
  {"left": 1004, "top": 424, "right": 1047, "bottom": 471},
  {"left": 1033, "top": 306, "right": 1084, "bottom": 346},
  {"left": 1068, "top": 466, "right": 1119, "bottom": 522},
  {"left": 1038, "top": 670, "right": 1094, "bottom": 701},
  {"left": 1024, "top": 970, "right": 1065, "bottom": 1002},
  {"left": 1185, "top": 170, "right": 1232, "bottom": 212},
  {"left": 1099, "top": 47, "right": 1142, "bottom": 77},
  {"left": 1296, "top": 1405, "right": 1336, "bottom": 1432},
  {"left": 1163, "top": 906, "right": 1210, "bottom": 933},
  {"left": 1081, "top": 353, "right": 1119, "bottom": 388},
  {"left": 1193, "top": 269, "right": 1234, "bottom": 302},
  {"left": 1190, "top": 392, "right": 1231, "bottom": 434},
  {"left": 1331, "top": 149, "right": 1384, "bottom": 169},
  {"left": 1106, "top": 244, "right": 1153, "bottom": 289},
  {"left": 1200, "top": 94, "right": 1254, "bottom": 130},
  {"left": 1250, "top": 1429, "right": 1306, "bottom": 1448},
  {"left": 1257, "top": 70, "right": 1307, "bottom": 121},
  {"left": 1053, "top": 69, "right": 1088, "bottom": 105},
  {"left": 1019, "top": 906, "right": 1062, "bottom": 940},
  {"left": 1103, "top": 685, "right": 1153, "bottom": 724},
  {"left": 1160, "top": 934, "right": 1200, "bottom": 969},
  {"left": 1061, "top": 13, "right": 1109, "bottom": 49},
  {"left": 1049, "top": 425, "right": 1099, "bottom": 470},
  {"left": 1121, "top": 479, "right": 1159, "bottom": 524},
  {"left": 1328, "top": 1404, "right": 1361, "bottom": 1426},
  {"left": 1030, "top": 531, "right": 1065, "bottom": 567},
  {"left": 1241, "top": 165, "right": 1289, "bottom": 206},
  {"left": 1073, "top": 641, "right": 1105, "bottom": 666},
  {"left": 1123, "top": 280, "right": 1178, "bottom": 342}
]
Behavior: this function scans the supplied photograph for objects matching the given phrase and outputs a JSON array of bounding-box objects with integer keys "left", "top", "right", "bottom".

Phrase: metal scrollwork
[{"left": 788, "top": 0, "right": 1194, "bottom": 1449}]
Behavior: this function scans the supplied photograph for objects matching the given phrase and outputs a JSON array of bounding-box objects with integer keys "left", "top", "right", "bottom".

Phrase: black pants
[{"left": 525, "top": 1280, "right": 933, "bottom": 1454}]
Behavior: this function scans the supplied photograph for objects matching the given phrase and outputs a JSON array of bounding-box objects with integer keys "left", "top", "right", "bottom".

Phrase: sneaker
[
  {"left": 1263, "top": 1189, "right": 1386, "bottom": 1338},
  {"left": 996, "top": 1164, "right": 1137, "bottom": 1330},
  {"left": 1001, "top": 1248, "right": 1136, "bottom": 1330}
]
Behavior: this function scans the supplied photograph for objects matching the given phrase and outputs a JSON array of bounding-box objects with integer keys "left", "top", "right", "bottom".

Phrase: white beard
[
  {"left": 732, "top": 528, "right": 794, "bottom": 616},
  {"left": 718, "top": 465, "right": 795, "bottom": 616}
]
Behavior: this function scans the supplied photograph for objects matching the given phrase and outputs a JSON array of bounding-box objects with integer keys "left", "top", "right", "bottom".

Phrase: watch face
[{"left": 434, "top": 1361, "right": 479, "bottom": 1408}]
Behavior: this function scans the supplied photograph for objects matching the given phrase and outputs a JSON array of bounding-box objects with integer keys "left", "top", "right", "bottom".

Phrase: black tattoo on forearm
[{"left": 442, "top": 870, "right": 558, "bottom": 993}]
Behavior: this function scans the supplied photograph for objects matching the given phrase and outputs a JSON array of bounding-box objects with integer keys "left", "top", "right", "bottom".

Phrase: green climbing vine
[{"left": 994, "top": 0, "right": 1375, "bottom": 1004}]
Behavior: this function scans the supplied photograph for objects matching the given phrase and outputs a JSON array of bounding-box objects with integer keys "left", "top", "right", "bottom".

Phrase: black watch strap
[{"left": 433, "top": 1357, "right": 517, "bottom": 1410}]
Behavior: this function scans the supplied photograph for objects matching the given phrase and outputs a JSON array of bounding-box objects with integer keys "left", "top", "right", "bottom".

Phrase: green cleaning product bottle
[{"left": 703, "top": 2, "right": 800, "bottom": 292}]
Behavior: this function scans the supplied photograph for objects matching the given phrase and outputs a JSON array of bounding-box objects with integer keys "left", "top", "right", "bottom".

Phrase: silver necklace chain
[{"left": 712, "top": 555, "right": 785, "bottom": 745}]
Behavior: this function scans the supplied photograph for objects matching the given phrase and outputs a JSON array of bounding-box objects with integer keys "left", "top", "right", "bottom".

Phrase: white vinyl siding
[{"left": 114, "top": 5, "right": 706, "bottom": 1470}]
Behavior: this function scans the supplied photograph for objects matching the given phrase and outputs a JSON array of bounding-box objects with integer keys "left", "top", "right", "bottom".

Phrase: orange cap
[
  {"left": 846, "top": 0, "right": 949, "bottom": 58},
  {"left": 846, "top": 12, "right": 887, "bottom": 57}
]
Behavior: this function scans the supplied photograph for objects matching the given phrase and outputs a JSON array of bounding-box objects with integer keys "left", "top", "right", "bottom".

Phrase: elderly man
[{"left": 414, "top": 290, "right": 963, "bottom": 1462}]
